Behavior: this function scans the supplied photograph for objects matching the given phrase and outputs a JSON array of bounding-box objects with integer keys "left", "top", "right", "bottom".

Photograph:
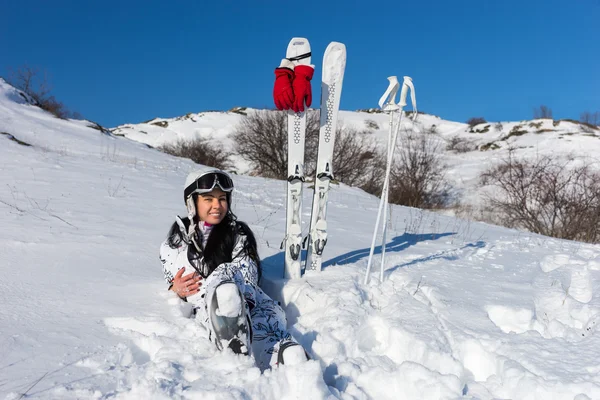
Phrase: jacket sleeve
[{"left": 159, "top": 237, "right": 194, "bottom": 289}]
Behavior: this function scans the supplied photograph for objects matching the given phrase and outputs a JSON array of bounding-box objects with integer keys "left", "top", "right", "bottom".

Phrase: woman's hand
[{"left": 171, "top": 268, "right": 202, "bottom": 298}]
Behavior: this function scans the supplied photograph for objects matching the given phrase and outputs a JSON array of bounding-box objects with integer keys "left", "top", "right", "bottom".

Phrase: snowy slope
[
  {"left": 112, "top": 105, "right": 600, "bottom": 216},
  {"left": 111, "top": 108, "right": 252, "bottom": 173},
  {"left": 2, "top": 78, "right": 600, "bottom": 399}
]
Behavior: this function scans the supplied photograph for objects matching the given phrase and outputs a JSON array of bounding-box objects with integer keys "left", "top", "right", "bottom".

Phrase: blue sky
[{"left": 1, "top": 0, "right": 598, "bottom": 127}]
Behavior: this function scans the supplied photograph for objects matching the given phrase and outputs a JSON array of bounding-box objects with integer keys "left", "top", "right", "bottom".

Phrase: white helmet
[{"left": 184, "top": 168, "right": 234, "bottom": 221}]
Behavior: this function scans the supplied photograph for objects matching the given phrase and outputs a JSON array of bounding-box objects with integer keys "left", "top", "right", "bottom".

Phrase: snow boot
[
  {"left": 277, "top": 341, "right": 309, "bottom": 366},
  {"left": 209, "top": 282, "right": 252, "bottom": 356}
]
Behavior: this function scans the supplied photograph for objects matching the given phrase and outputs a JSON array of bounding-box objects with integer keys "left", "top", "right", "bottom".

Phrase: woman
[{"left": 159, "top": 168, "right": 307, "bottom": 370}]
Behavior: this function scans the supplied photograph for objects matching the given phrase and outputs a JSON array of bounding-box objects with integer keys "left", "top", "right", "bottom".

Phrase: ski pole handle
[
  {"left": 398, "top": 76, "right": 417, "bottom": 120},
  {"left": 398, "top": 76, "right": 411, "bottom": 107},
  {"left": 378, "top": 76, "right": 400, "bottom": 112}
]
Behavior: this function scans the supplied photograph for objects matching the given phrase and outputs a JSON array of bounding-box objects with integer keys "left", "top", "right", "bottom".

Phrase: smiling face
[{"left": 195, "top": 188, "right": 228, "bottom": 225}]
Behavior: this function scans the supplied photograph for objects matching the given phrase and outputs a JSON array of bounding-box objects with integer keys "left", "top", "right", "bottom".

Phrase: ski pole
[
  {"left": 379, "top": 108, "right": 403, "bottom": 282},
  {"left": 378, "top": 93, "right": 404, "bottom": 283},
  {"left": 379, "top": 101, "right": 399, "bottom": 282},
  {"left": 379, "top": 77, "right": 417, "bottom": 282},
  {"left": 365, "top": 76, "right": 417, "bottom": 285},
  {"left": 364, "top": 77, "right": 399, "bottom": 285}
]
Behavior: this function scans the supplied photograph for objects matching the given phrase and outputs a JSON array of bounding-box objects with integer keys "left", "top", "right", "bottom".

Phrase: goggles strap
[{"left": 186, "top": 196, "right": 197, "bottom": 240}]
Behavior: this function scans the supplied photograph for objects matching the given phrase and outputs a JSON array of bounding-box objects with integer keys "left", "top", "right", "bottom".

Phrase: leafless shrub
[
  {"left": 229, "top": 106, "right": 248, "bottom": 116},
  {"left": 87, "top": 122, "right": 111, "bottom": 135},
  {"left": 580, "top": 124, "right": 594, "bottom": 134},
  {"left": 466, "top": 117, "right": 487, "bottom": 127},
  {"left": 232, "top": 110, "right": 377, "bottom": 184},
  {"left": 364, "top": 119, "right": 379, "bottom": 130},
  {"left": 580, "top": 111, "right": 600, "bottom": 126},
  {"left": 505, "top": 124, "right": 528, "bottom": 139},
  {"left": 446, "top": 136, "right": 476, "bottom": 153},
  {"left": 528, "top": 121, "right": 543, "bottom": 129},
  {"left": 494, "top": 122, "right": 503, "bottom": 132},
  {"left": 356, "top": 151, "right": 387, "bottom": 196},
  {"left": 356, "top": 108, "right": 383, "bottom": 114},
  {"left": 7, "top": 65, "right": 71, "bottom": 119},
  {"left": 470, "top": 124, "right": 490, "bottom": 133},
  {"left": 388, "top": 130, "right": 450, "bottom": 208},
  {"left": 331, "top": 127, "right": 380, "bottom": 186},
  {"left": 480, "top": 150, "right": 600, "bottom": 243},
  {"left": 232, "top": 110, "right": 314, "bottom": 179},
  {"left": 405, "top": 110, "right": 433, "bottom": 118},
  {"left": 41, "top": 96, "right": 69, "bottom": 119},
  {"left": 160, "top": 137, "right": 233, "bottom": 170},
  {"left": 233, "top": 110, "right": 286, "bottom": 178},
  {"left": 533, "top": 105, "right": 553, "bottom": 119},
  {"left": 480, "top": 141, "right": 500, "bottom": 151}
]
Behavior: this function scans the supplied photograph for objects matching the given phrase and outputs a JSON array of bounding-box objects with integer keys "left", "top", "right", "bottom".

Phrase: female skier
[{"left": 159, "top": 168, "right": 307, "bottom": 369}]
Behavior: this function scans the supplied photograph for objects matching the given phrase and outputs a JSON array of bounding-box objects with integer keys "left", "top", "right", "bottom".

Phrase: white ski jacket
[{"left": 159, "top": 220, "right": 259, "bottom": 311}]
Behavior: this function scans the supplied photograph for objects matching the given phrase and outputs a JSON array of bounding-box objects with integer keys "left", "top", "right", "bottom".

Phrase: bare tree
[
  {"left": 480, "top": 150, "right": 600, "bottom": 243},
  {"left": 7, "top": 65, "right": 70, "bottom": 119},
  {"left": 232, "top": 110, "right": 316, "bottom": 178},
  {"left": 331, "top": 127, "right": 379, "bottom": 186},
  {"left": 233, "top": 110, "right": 287, "bottom": 178},
  {"left": 580, "top": 111, "right": 600, "bottom": 126},
  {"left": 159, "top": 137, "right": 233, "bottom": 170},
  {"left": 8, "top": 66, "right": 51, "bottom": 100},
  {"left": 388, "top": 130, "right": 449, "bottom": 208},
  {"left": 232, "top": 110, "right": 376, "bottom": 184},
  {"left": 446, "top": 136, "right": 476, "bottom": 153},
  {"left": 533, "top": 105, "right": 553, "bottom": 119}
]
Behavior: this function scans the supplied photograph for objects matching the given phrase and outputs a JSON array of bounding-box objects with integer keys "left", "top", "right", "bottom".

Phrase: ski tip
[
  {"left": 287, "top": 37, "right": 310, "bottom": 51},
  {"left": 325, "top": 41, "right": 346, "bottom": 53},
  {"left": 288, "top": 37, "right": 309, "bottom": 45},
  {"left": 286, "top": 38, "right": 312, "bottom": 64}
]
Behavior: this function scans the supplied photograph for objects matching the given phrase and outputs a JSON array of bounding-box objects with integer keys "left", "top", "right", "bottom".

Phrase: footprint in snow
[
  {"left": 539, "top": 254, "right": 573, "bottom": 273},
  {"left": 567, "top": 265, "right": 593, "bottom": 304}
]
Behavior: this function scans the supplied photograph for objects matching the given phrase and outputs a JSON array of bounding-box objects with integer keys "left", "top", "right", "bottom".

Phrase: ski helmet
[{"left": 184, "top": 168, "right": 234, "bottom": 221}]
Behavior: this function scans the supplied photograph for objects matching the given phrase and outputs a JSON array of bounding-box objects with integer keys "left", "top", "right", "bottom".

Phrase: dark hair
[{"left": 166, "top": 206, "right": 262, "bottom": 281}]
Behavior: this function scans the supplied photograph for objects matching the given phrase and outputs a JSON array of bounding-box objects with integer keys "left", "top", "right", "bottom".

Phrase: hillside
[
  {"left": 111, "top": 106, "right": 600, "bottom": 217},
  {"left": 2, "top": 78, "right": 600, "bottom": 399}
]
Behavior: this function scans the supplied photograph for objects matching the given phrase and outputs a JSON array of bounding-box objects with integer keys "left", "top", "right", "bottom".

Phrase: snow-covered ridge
[
  {"left": 111, "top": 105, "right": 599, "bottom": 155},
  {"left": 2, "top": 78, "right": 600, "bottom": 399},
  {"left": 111, "top": 100, "right": 600, "bottom": 215}
]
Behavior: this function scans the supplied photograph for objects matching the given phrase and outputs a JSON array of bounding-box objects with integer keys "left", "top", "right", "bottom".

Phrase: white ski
[
  {"left": 305, "top": 42, "right": 346, "bottom": 272},
  {"left": 282, "top": 37, "right": 311, "bottom": 279}
]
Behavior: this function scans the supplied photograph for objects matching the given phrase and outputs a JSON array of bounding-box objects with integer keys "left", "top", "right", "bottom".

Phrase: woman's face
[{"left": 196, "top": 188, "right": 228, "bottom": 225}]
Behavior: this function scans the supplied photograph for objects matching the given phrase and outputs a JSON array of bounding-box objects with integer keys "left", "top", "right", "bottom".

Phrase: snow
[
  {"left": 214, "top": 283, "right": 243, "bottom": 318},
  {"left": 2, "top": 77, "right": 600, "bottom": 399}
]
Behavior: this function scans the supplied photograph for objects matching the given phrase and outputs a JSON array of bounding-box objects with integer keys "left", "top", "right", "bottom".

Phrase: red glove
[
  {"left": 292, "top": 64, "right": 314, "bottom": 113},
  {"left": 273, "top": 59, "right": 295, "bottom": 111}
]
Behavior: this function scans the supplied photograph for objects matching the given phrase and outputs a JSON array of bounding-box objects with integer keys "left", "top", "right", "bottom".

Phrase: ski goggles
[{"left": 184, "top": 171, "right": 234, "bottom": 200}]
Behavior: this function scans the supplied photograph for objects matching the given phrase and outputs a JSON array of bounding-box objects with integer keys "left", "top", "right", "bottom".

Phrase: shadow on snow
[
  {"left": 323, "top": 231, "right": 456, "bottom": 268},
  {"left": 382, "top": 239, "right": 486, "bottom": 278},
  {"left": 261, "top": 231, "right": 464, "bottom": 278}
]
